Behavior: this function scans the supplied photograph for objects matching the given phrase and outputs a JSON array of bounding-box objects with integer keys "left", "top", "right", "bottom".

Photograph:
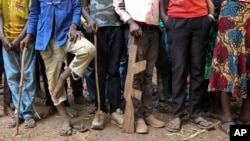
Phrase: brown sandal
[{"left": 166, "top": 118, "right": 182, "bottom": 132}]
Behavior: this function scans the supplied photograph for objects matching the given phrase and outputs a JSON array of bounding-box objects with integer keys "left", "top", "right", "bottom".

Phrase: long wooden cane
[
  {"left": 93, "top": 34, "right": 101, "bottom": 121},
  {"left": 16, "top": 47, "right": 27, "bottom": 135}
]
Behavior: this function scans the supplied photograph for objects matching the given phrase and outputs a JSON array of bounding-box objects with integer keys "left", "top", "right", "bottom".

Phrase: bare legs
[
  {"left": 53, "top": 68, "right": 71, "bottom": 99},
  {"left": 53, "top": 67, "right": 78, "bottom": 136}
]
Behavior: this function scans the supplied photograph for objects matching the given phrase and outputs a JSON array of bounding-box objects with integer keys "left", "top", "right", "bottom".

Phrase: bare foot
[
  {"left": 43, "top": 106, "right": 57, "bottom": 118},
  {"left": 36, "top": 88, "right": 46, "bottom": 99},
  {"left": 65, "top": 107, "right": 78, "bottom": 118},
  {"left": 4, "top": 104, "right": 14, "bottom": 118},
  {"left": 59, "top": 118, "right": 72, "bottom": 136}
]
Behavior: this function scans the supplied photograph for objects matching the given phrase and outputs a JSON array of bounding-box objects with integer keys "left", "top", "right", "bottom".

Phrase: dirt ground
[{"left": 0, "top": 78, "right": 232, "bottom": 141}]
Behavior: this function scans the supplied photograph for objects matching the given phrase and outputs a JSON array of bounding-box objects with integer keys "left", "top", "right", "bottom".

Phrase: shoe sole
[
  {"left": 136, "top": 129, "right": 148, "bottom": 134},
  {"left": 111, "top": 119, "right": 122, "bottom": 128},
  {"left": 91, "top": 124, "right": 104, "bottom": 130},
  {"left": 145, "top": 121, "right": 165, "bottom": 128}
]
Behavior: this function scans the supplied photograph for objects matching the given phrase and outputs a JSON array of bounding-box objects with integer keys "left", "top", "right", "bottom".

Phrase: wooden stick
[
  {"left": 16, "top": 47, "right": 27, "bottom": 135},
  {"left": 183, "top": 129, "right": 206, "bottom": 141},
  {"left": 93, "top": 34, "right": 101, "bottom": 121}
]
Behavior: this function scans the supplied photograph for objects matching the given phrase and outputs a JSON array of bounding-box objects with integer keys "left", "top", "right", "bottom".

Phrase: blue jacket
[{"left": 27, "top": 0, "right": 81, "bottom": 51}]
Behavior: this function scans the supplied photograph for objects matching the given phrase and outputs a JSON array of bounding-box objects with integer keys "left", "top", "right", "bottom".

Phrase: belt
[{"left": 141, "top": 25, "right": 158, "bottom": 32}]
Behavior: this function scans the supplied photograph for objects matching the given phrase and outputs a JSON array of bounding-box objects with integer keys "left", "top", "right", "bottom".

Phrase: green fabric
[{"left": 159, "top": 20, "right": 165, "bottom": 28}]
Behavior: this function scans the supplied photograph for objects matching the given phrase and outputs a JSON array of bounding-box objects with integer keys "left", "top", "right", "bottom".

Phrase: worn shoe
[
  {"left": 145, "top": 115, "right": 165, "bottom": 128},
  {"left": 91, "top": 111, "right": 106, "bottom": 130},
  {"left": 111, "top": 108, "right": 124, "bottom": 128},
  {"left": 136, "top": 118, "right": 148, "bottom": 134}
]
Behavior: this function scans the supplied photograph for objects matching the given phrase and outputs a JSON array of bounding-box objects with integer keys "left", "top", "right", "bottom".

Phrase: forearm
[
  {"left": 113, "top": 0, "right": 131, "bottom": 23},
  {"left": 0, "top": 10, "right": 5, "bottom": 39},
  {"left": 81, "top": 0, "right": 94, "bottom": 24},
  {"left": 160, "top": 0, "right": 169, "bottom": 24},
  {"left": 17, "top": 23, "right": 28, "bottom": 40},
  {"left": 207, "top": 0, "right": 215, "bottom": 15}
]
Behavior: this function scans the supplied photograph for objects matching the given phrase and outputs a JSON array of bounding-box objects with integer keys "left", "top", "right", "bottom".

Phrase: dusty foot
[
  {"left": 4, "top": 104, "right": 14, "bottom": 118},
  {"left": 166, "top": 118, "right": 182, "bottom": 132},
  {"left": 36, "top": 88, "right": 46, "bottom": 99},
  {"left": 43, "top": 106, "right": 58, "bottom": 118},
  {"left": 59, "top": 118, "right": 72, "bottom": 136},
  {"left": 65, "top": 107, "right": 78, "bottom": 118}
]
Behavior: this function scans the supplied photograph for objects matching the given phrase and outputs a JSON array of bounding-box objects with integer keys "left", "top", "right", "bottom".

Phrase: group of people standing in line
[{"left": 0, "top": 0, "right": 249, "bottom": 137}]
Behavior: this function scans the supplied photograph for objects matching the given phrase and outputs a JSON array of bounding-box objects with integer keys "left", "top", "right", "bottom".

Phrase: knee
[{"left": 88, "top": 47, "right": 96, "bottom": 60}]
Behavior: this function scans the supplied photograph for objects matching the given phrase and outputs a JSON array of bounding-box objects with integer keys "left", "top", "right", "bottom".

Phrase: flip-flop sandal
[
  {"left": 72, "top": 124, "right": 89, "bottom": 132},
  {"left": 166, "top": 118, "right": 182, "bottom": 132},
  {"left": 218, "top": 119, "right": 235, "bottom": 135},
  {"left": 7, "top": 118, "right": 24, "bottom": 128},
  {"left": 190, "top": 117, "right": 215, "bottom": 129},
  {"left": 59, "top": 126, "right": 72, "bottom": 136},
  {"left": 24, "top": 118, "right": 36, "bottom": 129}
]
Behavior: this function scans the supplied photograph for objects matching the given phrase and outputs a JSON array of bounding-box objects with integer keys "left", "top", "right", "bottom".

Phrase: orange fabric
[
  {"left": 239, "top": 0, "right": 250, "bottom": 2},
  {"left": 168, "top": 0, "right": 208, "bottom": 18}
]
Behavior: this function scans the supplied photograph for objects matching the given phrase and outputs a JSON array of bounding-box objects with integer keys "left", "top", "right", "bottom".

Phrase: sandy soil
[{"left": 0, "top": 78, "right": 231, "bottom": 141}]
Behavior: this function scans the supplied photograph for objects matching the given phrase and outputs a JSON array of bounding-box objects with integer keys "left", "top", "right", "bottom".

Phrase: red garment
[{"left": 168, "top": 0, "right": 208, "bottom": 18}]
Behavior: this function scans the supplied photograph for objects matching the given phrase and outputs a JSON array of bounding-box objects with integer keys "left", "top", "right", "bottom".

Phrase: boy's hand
[
  {"left": 68, "top": 24, "right": 83, "bottom": 43},
  {"left": 86, "top": 19, "right": 98, "bottom": 34},
  {"left": 162, "top": 16, "right": 169, "bottom": 26},
  {"left": 0, "top": 37, "right": 12, "bottom": 51},
  {"left": 127, "top": 19, "right": 142, "bottom": 37},
  {"left": 11, "top": 36, "right": 23, "bottom": 50},
  {"left": 20, "top": 34, "right": 33, "bottom": 50}
]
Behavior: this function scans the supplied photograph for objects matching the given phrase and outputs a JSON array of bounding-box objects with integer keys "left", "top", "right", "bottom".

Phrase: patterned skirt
[{"left": 208, "top": 0, "right": 250, "bottom": 98}]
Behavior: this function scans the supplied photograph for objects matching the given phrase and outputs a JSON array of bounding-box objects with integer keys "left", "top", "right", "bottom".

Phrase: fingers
[
  {"left": 68, "top": 31, "right": 84, "bottom": 43},
  {"left": 132, "top": 27, "right": 142, "bottom": 37},
  {"left": 20, "top": 41, "right": 27, "bottom": 50}
]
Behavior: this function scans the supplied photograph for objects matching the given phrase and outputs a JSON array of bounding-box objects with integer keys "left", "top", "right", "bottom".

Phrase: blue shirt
[{"left": 27, "top": 0, "right": 81, "bottom": 51}]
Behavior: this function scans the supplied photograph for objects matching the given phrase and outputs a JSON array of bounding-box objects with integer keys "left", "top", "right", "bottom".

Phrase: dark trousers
[
  {"left": 131, "top": 26, "right": 159, "bottom": 120},
  {"left": 96, "top": 26, "right": 124, "bottom": 113},
  {"left": 166, "top": 16, "right": 210, "bottom": 118},
  {"left": 67, "top": 53, "right": 83, "bottom": 96}
]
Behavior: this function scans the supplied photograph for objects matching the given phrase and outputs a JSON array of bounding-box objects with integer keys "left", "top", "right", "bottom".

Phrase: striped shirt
[{"left": 0, "top": 0, "right": 30, "bottom": 40}]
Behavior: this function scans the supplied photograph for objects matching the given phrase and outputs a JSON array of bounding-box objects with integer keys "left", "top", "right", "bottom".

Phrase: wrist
[
  {"left": 208, "top": 14, "right": 215, "bottom": 21},
  {"left": 70, "top": 24, "right": 78, "bottom": 30}
]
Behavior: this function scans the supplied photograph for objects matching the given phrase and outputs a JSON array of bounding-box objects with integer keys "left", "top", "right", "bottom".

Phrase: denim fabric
[
  {"left": 2, "top": 44, "right": 36, "bottom": 119},
  {"left": 84, "top": 63, "right": 96, "bottom": 104},
  {"left": 119, "top": 26, "right": 129, "bottom": 95},
  {"left": 155, "top": 31, "right": 172, "bottom": 108}
]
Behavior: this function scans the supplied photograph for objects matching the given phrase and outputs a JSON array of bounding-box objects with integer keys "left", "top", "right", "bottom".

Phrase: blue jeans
[
  {"left": 155, "top": 31, "right": 172, "bottom": 108},
  {"left": 2, "top": 45, "right": 36, "bottom": 119},
  {"left": 84, "top": 63, "right": 96, "bottom": 104},
  {"left": 119, "top": 26, "right": 129, "bottom": 95}
]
